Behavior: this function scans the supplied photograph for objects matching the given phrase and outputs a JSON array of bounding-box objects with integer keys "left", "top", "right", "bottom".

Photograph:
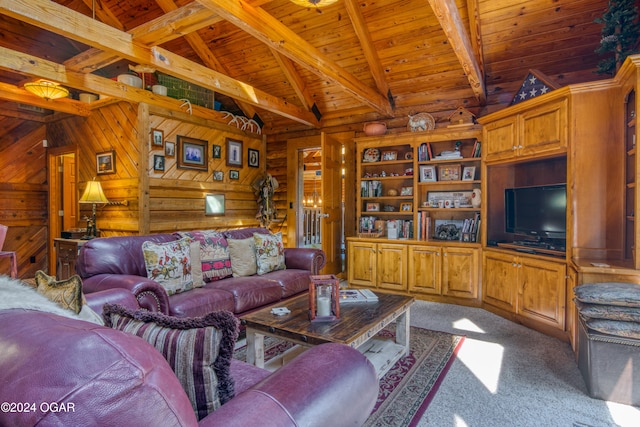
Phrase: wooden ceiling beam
[
  {"left": 196, "top": 0, "right": 393, "bottom": 116},
  {"left": 343, "top": 0, "right": 390, "bottom": 101},
  {"left": 0, "top": 0, "right": 317, "bottom": 126},
  {"left": 78, "top": 0, "right": 125, "bottom": 30},
  {"left": 271, "top": 51, "right": 314, "bottom": 111},
  {"left": 426, "top": 0, "right": 486, "bottom": 104},
  {"left": 466, "top": 0, "right": 485, "bottom": 83}
]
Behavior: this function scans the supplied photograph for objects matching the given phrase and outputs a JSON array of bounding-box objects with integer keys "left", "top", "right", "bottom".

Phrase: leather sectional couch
[
  {"left": 0, "top": 287, "right": 378, "bottom": 426},
  {"left": 76, "top": 227, "right": 326, "bottom": 318}
]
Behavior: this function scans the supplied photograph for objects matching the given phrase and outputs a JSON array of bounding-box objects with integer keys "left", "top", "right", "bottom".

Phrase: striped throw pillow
[{"left": 103, "top": 304, "right": 239, "bottom": 420}]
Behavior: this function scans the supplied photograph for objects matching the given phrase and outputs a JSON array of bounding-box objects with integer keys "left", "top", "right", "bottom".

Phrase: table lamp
[{"left": 79, "top": 178, "right": 109, "bottom": 239}]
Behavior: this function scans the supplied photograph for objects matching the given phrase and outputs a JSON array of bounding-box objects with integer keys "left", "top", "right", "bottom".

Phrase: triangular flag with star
[{"left": 510, "top": 69, "right": 560, "bottom": 106}]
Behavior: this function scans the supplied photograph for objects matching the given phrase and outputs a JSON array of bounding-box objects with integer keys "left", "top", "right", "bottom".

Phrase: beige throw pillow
[{"left": 227, "top": 237, "right": 257, "bottom": 277}]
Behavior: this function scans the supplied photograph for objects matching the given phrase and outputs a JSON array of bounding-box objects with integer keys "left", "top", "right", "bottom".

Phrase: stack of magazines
[{"left": 339, "top": 289, "right": 379, "bottom": 303}]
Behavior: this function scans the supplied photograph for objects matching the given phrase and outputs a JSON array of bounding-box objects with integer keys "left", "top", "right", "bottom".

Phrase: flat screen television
[{"left": 505, "top": 184, "right": 567, "bottom": 240}]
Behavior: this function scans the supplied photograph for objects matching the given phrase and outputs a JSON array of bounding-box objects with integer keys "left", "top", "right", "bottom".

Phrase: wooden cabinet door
[
  {"left": 408, "top": 245, "right": 440, "bottom": 295},
  {"left": 484, "top": 116, "right": 517, "bottom": 162},
  {"left": 348, "top": 241, "right": 377, "bottom": 288},
  {"left": 517, "top": 256, "right": 567, "bottom": 330},
  {"left": 442, "top": 247, "right": 479, "bottom": 299},
  {"left": 482, "top": 250, "right": 517, "bottom": 311},
  {"left": 519, "top": 98, "right": 568, "bottom": 159},
  {"left": 377, "top": 243, "right": 407, "bottom": 291}
]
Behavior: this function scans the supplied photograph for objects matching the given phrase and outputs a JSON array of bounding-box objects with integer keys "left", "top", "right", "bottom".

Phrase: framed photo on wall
[
  {"left": 96, "top": 150, "right": 116, "bottom": 175},
  {"left": 153, "top": 155, "right": 165, "bottom": 171},
  {"left": 177, "top": 135, "right": 208, "bottom": 171},
  {"left": 212, "top": 144, "right": 221, "bottom": 159},
  {"left": 165, "top": 141, "right": 175, "bottom": 157},
  {"left": 151, "top": 129, "right": 164, "bottom": 148},
  {"left": 229, "top": 170, "right": 239, "bottom": 180},
  {"left": 226, "top": 138, "right": 243, "bottom": 167},
  {"left": 248, "top": 148, "right": 259, "bottom": 168}
]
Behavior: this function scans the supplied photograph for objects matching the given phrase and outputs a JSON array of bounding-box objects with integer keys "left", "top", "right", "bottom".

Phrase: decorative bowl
[{"left": 363, "top": 122, "right": 387, "bottom": 136}]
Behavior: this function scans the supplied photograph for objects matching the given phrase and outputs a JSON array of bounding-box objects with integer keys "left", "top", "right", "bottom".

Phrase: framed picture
[
  {"left": 153, "top": 155, "right": 165, "bottom": 171},
  {"left": 226, "top": 138, "right": 243, "bottom": 167},
  {"left": 96, "top": 150, "right": 116, "bottom": 175},
  {"left": 229, "top": 170, "right": 239, "bottom": 180},
  {"left": 419, "top": 165, "right": 436, "bottom": 182},
  {"left": 462, "top": 166, "right": 476, "bottom": 181},
  {"left": 366, "top": 202, "right": 380, "bottom": 212},
  {"left": 177, "top": 135, "right": 208, "bottom": 171},
  {"left": 151, "top": 129, "right": 164, "bottom": 148},
  {"left": 213, "top": 171, "right": 223, "bottom": 181},
  {"left": 381, "top": 150, "right": 397, "bottom": 161},
  {"left": 400, "top": 202, "right": 413, "bottom": 212},
  {"left": 212, "top": 144, "right": 221, "bottom": 159},
  {"left": 205, "top": 194, "right": 225, "bottom": 216},
  {"left": 439, "top": 164, "right": 461, "bottom": 181},
  {"left": 165, "top": 141, "right": 175, "bottom": 157},
  {"left": 248, "top": 148, "right": 259, "bottom": 168},
  {"left": 401, "top": 186, "right": 413, "bottom": 196}
]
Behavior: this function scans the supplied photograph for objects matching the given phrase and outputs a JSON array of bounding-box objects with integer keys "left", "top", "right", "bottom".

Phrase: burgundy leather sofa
[
  {"left": 0, "top": 289, "right": 378, "bottom": 426},
  {"left": 76, "top": 227, "right": 326, "bottom": 317}
]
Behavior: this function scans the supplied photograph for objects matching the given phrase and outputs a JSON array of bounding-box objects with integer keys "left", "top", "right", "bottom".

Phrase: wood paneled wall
[
  {"left": 0, "top": 111, "right": 49, "bottom": 279},
  {"left": 2, "top": 101, "right": 264, "bottom": 278}
]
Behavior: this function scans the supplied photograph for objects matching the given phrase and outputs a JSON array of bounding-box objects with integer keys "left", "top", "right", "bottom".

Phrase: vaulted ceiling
[{"left": 0, "top": 0, "right": 615, "bottom": 134}]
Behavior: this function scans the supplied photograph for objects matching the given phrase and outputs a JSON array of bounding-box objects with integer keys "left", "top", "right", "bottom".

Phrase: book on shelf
[
  {"left": 471, "top": 141, "right": 481, "bottom": 158},
  {"left": 340, "top": 289, "right": 379, "bottom": 303}
]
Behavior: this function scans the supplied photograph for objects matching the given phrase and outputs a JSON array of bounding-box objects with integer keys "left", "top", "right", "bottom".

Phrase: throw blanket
[{"left": 0, "top": 275, "right": 101, "bottom": 324}]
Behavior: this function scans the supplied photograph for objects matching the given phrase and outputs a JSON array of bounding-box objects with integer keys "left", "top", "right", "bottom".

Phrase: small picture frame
[
  {"left": 248, "top": 148, "right": 259, "bottom": 168},
  {"left": 400, "top": 202, "right": 413, "bottom": 212},
  {"left": 205, "top": 194, "right": 225, "bottom": 216},
  {"left": 381, "top": 150, "right": 398, "bottom": 161},
  {"left": 151, "top": 129, "right": 164, "bottom": 148},
  {"left": 212, "top": 144, "right": 221, "bottom": 159},
  {"left": 401, "top": 186, "right": 413, "bottom": 196},
  {"left": 462, "top": 166, "right": 476, "bottom": 181},
  {"left": 153, "top": 155, "right": 165, "bottom": 171},
  {"left": 165, "top": 141, "right": 175, "bottom": 157},
  {"left": 226, "top": 138, "right": 243, "bottom": 167},
  {"left": 229, "top": 170, "right": 239, "bottom": 180},
  {"left": 177, "top": 135, "right": 208, "bottom": 171},
  {"left": 96, "top": 150, "right": 116, "bottom": 175},
  {"left": 366, "top": 202, "right": 380, "bottom": 212},
  {"left": 419, "top": 165, "right": 436, "bottom": 182},
  {"left": 213, "top": 171, "right": 224, "bottom": 181},
  {"left": 439, "top": 164, "right": 461, "bottom": 181}
]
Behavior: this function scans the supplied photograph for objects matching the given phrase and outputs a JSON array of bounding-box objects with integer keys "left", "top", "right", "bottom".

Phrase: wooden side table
[{"left": 54, "top": 238, "right": 86, "bottom": 280}]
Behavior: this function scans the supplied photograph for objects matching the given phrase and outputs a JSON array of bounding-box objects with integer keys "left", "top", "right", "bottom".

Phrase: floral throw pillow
[
  {"left": 175, "top": 231, "right": 232, "bottom": 282},
  {"left": 253, "top": 232, "right": 286, "bottom": 275},
  {"left": 142, "top": 237, "right": 203, "bottom": 295}
]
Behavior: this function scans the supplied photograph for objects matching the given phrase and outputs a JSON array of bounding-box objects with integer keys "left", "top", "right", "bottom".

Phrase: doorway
[{"left": 47, "top": 148, "right": 77, "bottom": 275}]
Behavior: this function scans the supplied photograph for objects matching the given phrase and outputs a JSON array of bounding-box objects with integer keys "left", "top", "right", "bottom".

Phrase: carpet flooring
[{"left": 233, "top": 326, "right": 464, "bottom": 426}]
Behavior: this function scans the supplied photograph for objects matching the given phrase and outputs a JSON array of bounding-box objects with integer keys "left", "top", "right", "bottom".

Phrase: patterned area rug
[{"left": 234, "top": 326, "right": 464, "bottom": 427}]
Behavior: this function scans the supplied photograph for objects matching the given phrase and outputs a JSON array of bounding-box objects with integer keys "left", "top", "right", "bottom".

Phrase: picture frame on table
[
  {"left": 96, "top": 150, "right": 116, "bottom": 175},
  {"left": 462, "top": 166, "right": 476, "bottom": 181},
  {"left": 177, "top": 135, "right": 208, "bottom": 171},
  {"left": 400, "top": 186, "right": 413, "bottom": 196},
  {"left": 438, "top": 164, "right": 461, "bottom": 181},
  {"left": 226, "top": 138, "right": 243, "bottom": 167},
  {"left": 419, "top": 165, "right": 436, "bottom": 182},
  {"left": 400, "top": 202, "right": 413, "bottom": 212},
  {"left": 248, "top": 148, "right": 259, "bottom": 168},
  {"left": 151, "top": 129, "right": 164, "bottom": 148}
]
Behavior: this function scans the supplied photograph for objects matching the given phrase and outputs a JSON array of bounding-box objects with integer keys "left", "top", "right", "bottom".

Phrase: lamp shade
[
  {"left": 289, "top": 0, "right": 339, "bottom": 7},
  {"left": 23, "top": 80, "right": 69, "bottom": 100},
  {"left": 80, "top": 180, "right": 109, "bottom": 204}
]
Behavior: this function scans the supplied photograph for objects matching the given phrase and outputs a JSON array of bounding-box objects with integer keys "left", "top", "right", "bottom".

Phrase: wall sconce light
[
  {"left": 308, "top": 274, "right": 340, "bottom": 322},
  {"left": 79, "top": 178, "right": 109, "bottom": 239},
  {"left": 24, "top": 80, "right": 69, "bottom": 100}
]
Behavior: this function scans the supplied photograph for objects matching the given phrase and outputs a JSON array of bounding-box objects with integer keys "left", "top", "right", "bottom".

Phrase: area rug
[{"left": 233, "top": 326, "right": 464, "bottom": 426}]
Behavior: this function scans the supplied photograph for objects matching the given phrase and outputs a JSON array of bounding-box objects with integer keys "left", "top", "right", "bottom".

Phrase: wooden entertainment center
[{"left": 348, "top": 55, "right": 640, "bottom": 348}]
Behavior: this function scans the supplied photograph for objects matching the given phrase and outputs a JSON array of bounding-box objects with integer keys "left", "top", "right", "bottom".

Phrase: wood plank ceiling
[{"left": 0, "top": 0, "right": 615, "bottom": 133}]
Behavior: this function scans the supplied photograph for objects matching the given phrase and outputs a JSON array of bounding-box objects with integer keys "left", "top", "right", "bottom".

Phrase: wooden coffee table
[{"left": 240, "top": 292, "right": 414, "bottom": 378}]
